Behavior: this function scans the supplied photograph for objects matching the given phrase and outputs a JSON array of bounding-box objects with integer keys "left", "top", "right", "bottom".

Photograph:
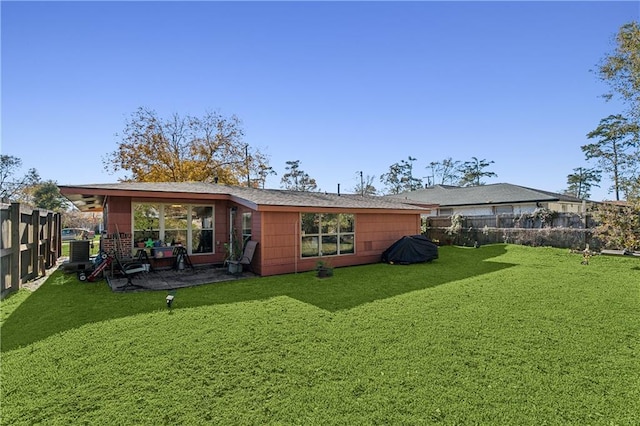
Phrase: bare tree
[
  {"left": 354, "top": 171, "right": 378, "bottom": 196},
  {"left": 0, "top": 155, "right": 40, "bottom": 202},
  {"left": 427, "top": 157, "right": 462, "bottom": 186}
]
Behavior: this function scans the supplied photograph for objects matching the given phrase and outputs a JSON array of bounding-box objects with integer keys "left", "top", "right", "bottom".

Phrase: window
[
  {"left": 300, "top": 213, "right": 355, "bottom": 258},
  {"left": 438, "top": 208, "right": 453, "bottom": 216},
  {"left": 242, "top": 212, "right": 252, "bottom": 243},
  {"left": 132, "top": 203, "right": 214, "bottom": 254},
  {"left": 164, "top": 205, "right": 188, "bottom": 246},
  {"left": 192, "top": 206, "right": 214, "bottom": 253},
  {"left": 494, "top": 205, "right": 513, "bottom": 215},
  {"left": 133, "top": 204, "right": 160, "bottom": 244}
]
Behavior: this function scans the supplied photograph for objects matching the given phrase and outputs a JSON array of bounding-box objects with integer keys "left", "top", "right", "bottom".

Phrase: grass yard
[{"left": 1, "top": 244, "right": 638, "bottom": 425}]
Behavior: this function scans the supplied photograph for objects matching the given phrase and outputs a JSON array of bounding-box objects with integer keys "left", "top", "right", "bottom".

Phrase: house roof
[
  {"left": 386, "top": 183, "right": 588, "bottom": 207},
  {"left": 59, "top": 182, "right": 435, "bottom": 213}
]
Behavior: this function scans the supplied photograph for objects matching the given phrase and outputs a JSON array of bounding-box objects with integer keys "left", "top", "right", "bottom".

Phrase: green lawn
[{"left": 1, "top": 245, "right": 638, "bottom": 425}]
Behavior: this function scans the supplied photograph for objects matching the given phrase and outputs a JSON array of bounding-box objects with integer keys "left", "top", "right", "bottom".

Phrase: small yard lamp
[{"left": 166, "top": 293, "right": 175, "bottom": 309}]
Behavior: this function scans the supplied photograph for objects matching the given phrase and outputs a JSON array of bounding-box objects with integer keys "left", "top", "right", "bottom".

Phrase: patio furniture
[
  {"left": 173, "top": 246, "right": 194, "bottom": 270},
  {"left": 134, "top": 249, "right": 153, "bottom": 271},
  {"left": 112, "top": 252, "right": 148, "bottom": 290},
  {"left": 226, "top": 240, "right": 258, "bottom": 274}
]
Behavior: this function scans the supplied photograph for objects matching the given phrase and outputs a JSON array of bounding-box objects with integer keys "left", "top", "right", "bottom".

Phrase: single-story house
[
  {"left": 59, "top": 182, "right": 435, "bottom": 276},
  {"left": 386, "top": 183, "right": 593, "bottom": 217}
]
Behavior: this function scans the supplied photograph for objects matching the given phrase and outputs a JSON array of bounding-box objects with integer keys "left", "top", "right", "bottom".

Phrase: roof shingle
[
  {"left": 59, "top": 182, "right": 431, "bottom": 211},
  {"left": 386, "top": 183, "right": 587, "bottom": 206}
]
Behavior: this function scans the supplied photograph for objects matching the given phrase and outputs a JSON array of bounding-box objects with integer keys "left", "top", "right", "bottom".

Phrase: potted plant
[
  {"left": 316, "top": 259, "right": 333, "bottom": 278},
  {"left": 224, "top": 230, "right": 244, "bottom": 274},
  {"left": 227, "top": 260, "right": 243, "bottom": 275}
]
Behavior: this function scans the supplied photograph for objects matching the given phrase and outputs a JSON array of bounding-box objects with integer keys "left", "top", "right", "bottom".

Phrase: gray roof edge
[
  {"left": 389, "top": 183, "right": 592, "bottom": 206},
  {"left": 59, "top": 182, "right": 428, "bottom": 211}
]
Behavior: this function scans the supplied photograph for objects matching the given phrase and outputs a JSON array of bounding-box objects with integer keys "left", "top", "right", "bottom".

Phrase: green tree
[
  {"left": 596, "top": 21, "right": 640, "bottom": 120},
  {"left": 620, "top": 175, "right": 640, "bottom": 199},
  {"left": 402, "top": 156, "right": 423, "bottom": 191},
  {"left": 564, "top": 167, "right": 601, "bottom": 199},
  {"left": 256, "top": 164, "right": 277, "bottom": 189},
  {"left": 583, "top": 114, "right": 639, "bottom": 200},
  {"left": 0, "top": 155, "right": 40, "bottom": 202},
  {"left": 380, "top": 162, "right": 404, "bottom": 195},
  {"left": 458, "top": 157, "right": 497, "bottom": 187},
  {"left": 380, "top": 157, "right": 423, "bottom": 194},
  {"left": 32, "top": 181, "right": 69, "bottom": 211},
  {"left": 105, "top": 107, "right": 269, "bottom": 184},
  {"left": 589, "top": 21, "right": 640, "bottom": 249},
  {"left": 280, "top": 160, "right": 317, "bottom": 191}
]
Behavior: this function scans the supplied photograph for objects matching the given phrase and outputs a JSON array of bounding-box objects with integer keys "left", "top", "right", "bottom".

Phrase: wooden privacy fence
[
  {"left": 1, "top": 202, "right": 62, "bottom": 298},
  {"left": 424, "top": 213, "right": 600, "bottom": 250}
]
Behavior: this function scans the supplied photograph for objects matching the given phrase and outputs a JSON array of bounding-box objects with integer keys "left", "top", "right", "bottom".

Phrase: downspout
[
  {"left": 229, "top": 206, "right": 237, "bottom": 259},
  {"left": 294, "top": 220, "right": 298, "bottom": 274}
]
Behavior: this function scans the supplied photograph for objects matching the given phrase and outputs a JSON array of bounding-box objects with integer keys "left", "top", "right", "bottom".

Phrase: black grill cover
[{"left": 381, "top": 235, "right": 439, "bottom": 264}]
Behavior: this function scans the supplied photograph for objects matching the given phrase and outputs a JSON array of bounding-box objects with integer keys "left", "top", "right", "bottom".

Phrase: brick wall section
[{"left": 101, "top": 234, "right": 132, "bottom": 260}]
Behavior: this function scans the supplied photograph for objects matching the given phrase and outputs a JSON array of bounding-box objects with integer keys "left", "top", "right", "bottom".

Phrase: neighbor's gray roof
[
  {"left": 59, "top": 182, "right": 432, "bottom": 212},
  {"left": 387, "top": 183, "right": 588, "bottom": 207}
]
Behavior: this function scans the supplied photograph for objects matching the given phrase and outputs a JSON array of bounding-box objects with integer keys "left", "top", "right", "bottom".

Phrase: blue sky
[{"left": 2, "top": 1, "right": 638, "bottom": 200}]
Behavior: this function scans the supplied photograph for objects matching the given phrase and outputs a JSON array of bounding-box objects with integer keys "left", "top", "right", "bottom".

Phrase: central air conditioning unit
[{"left": 69, "top": 240, "right": 91, "bottom": 263}]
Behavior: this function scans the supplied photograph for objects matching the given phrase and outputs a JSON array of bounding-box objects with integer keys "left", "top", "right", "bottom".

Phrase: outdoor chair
[
  {"left": 226, "top": 240, "right": 258, "bottom": 273},
  {"left": 112, "top": 252, "right": 148, "bottom": 290}
]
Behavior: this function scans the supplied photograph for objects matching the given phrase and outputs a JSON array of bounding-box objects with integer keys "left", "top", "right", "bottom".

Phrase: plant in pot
[
  {"left": 224, "top": 230, "right": 244, "bottom": 274},
  {"left": 316, "top": 259, "right": 333, "bottom": 278}
]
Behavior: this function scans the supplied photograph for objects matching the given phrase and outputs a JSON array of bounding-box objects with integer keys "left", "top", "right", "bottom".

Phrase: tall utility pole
[{"left": 245, "top": 145, "right": 250, "bottom": 187}]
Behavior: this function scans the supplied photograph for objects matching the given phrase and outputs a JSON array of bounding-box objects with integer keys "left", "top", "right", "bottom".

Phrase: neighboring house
[
  {"left": 59, "top": 182, "right": 434, "bottom": 276},
  {"left": 387, "top": 183, "right": 593, "bottom": 217}
]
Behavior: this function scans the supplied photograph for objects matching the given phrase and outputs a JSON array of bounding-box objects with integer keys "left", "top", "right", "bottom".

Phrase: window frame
[
  {"left": 300, "top": 212, "right": 355, "bottom": 258},
  {"left": 242, "top": 212, "right": 252, "bottom": 244},
  {"left": 494, "top": 205, "right": 513, "bottom": 215},
  {"left": 132, "top": 202, "right": 215, "bottom": 255}
]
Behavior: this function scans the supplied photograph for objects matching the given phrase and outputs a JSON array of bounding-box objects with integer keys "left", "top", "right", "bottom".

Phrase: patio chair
[
  {"left": 112, "top": 252, "right": 148, "bottom": 290},
  {"left": 226, "top": 240, "right": 258, "bottom": 274}
]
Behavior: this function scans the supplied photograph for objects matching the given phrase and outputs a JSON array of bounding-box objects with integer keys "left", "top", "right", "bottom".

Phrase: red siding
[
  {"left": 104, "top": 196, "right": 422, "bottom": 276},
  {"left": 257, "top": 211, "right": 421, "bottom": 276},
  {"left": 213, "top": 202, "right": 229, "bottom": 263},
  {"left": 105, "top": 196, "right": 132, "bottom": 235},
  {"left": 259, "top": 212, "right": 299, "bottom": 276}
]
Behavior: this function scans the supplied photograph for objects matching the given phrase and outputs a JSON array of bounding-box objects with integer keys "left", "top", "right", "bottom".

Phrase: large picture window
[
  {"left": 133, "top": 203, "right": 214, "bottom": 254},
  {"left": 301, "top": 213, "right": 354, "bottom": 258}
]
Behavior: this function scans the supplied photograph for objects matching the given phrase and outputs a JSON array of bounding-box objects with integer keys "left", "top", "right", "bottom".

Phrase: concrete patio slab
[{"left": 107, "top": 266, "right": 256, "bottom": 292}]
